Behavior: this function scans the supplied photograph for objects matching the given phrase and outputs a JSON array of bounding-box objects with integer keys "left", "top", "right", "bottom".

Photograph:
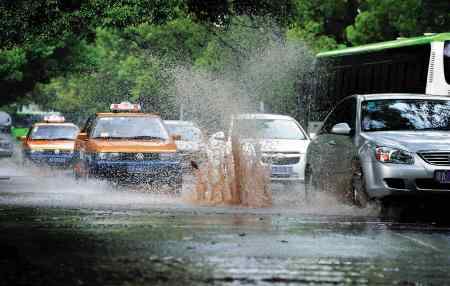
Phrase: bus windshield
[
  {"left": 444, "top": 41, "right": 450, "bottom": 84},
  {"left": 362, "top": 99, "right": 450, "bottom": 132}
]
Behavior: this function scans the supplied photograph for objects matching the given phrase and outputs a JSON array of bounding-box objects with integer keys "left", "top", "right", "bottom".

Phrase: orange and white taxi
[
  {"left": 73, "top": 102, "right": 182, "bottom": 191},
  {"left": 21, "top": 115, "right": 80, "bottom": 167}
]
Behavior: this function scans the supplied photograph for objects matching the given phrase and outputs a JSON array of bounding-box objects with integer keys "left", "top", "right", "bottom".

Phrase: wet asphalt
[{"left": 1, "top": 158, "right": 450, "bottom": 286}]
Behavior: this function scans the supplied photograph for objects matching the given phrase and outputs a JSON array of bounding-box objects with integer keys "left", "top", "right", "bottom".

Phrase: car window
[
  {"left": 82, "top": 116, "right": 94, "bottom": 134},
  {"left": 166, "top": 124, "right": 203, "bottom": 142},
  {"left": 320, "top": 98, "right": 356, "bottom": 134}
]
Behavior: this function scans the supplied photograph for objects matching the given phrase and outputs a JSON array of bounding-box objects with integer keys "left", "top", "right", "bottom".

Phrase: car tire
[
  {"left": 168, "top": 175, "right": 183, "bottom": 195},
  {"left": 304, "top": 164, "right": 317, "bottom": 203},
  {"left": 73, "top": 161, "right": 89, "bottom": 182},
  {"left": 351, "top": 164, "right": 369, "bottom": 208}
]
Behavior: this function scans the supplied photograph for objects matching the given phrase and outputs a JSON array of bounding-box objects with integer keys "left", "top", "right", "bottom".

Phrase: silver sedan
[{"left": 305, "top": 93, "right": 450, "bottom": 207}]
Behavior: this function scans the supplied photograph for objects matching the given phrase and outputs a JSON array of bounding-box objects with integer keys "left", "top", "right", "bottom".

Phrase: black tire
[
  {"left": 168, "top": 175, "right": 183, "bottom": 195},
  {"left": 351, "top": 164, "right": 369, "bottom": 208},
  {"left": 304, "top": 164, "right": 317, "bottom": 203},
  {"left": 73, "top": 161, "right": 89, "bottom": 182}
]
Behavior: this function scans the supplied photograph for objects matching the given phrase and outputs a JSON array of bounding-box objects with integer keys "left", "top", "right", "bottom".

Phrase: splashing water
[{"left": 189, "top": 136, "right": 272, "bottom": 208}]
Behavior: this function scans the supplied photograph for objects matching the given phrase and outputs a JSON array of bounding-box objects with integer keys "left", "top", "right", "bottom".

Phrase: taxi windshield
[
  {"left": 30, "top": 125, "right": 79, "bottom": 140},
  {"left": 166, "top": 124, "right": 203, "bottom": 142},
  {"left": 91, "top": 116, "right": 169, "bottom": 140}
]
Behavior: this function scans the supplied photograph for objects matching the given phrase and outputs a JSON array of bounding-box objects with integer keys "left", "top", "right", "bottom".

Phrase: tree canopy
[{"left": 1, "top": 0, "right": 449, "bottom": 109}]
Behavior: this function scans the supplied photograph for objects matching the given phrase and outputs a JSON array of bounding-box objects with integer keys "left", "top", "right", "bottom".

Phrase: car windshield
[
  {"left": 30, "top": 125, "right": 79, "bottom": 140},
  {"left": 234, "top": 119, "right": 306, "bottom": 140},
  {"left": 91, "top": 116, "right": 169, "bottom": 140},
  {"left": 362, "top": 99, "right": 450, "bottom": 132},
  {"left": 166, "top": 124, "right": 203, "bottom": 142}
]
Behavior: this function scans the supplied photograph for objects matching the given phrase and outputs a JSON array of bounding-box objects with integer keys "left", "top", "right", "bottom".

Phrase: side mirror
[
  {"left": 77, "top": 132, "right": 88, "bottom": 140},
  {"left": 331, "top": 123, "right": 352, "bottom": 135},
  {"left": 171, "top": 134, "right": 182, "bottom": 141},
  {"left": 211, "top": 131, "right": 225, "bottom": 141}
]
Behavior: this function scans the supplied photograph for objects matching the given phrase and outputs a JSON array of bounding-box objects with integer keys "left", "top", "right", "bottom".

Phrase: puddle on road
[{"left": 0, "top": 158, "right": 378, "bottom": 218}]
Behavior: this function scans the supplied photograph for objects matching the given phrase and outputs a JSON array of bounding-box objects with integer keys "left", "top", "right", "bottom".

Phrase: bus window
[{"left": 444, "top": 41, "right": 450, "bottom": 84}]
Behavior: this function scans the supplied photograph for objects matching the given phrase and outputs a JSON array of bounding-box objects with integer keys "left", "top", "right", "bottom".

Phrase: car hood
[
  {"left": 240, "top": 138, "right": 309, "bottom": 153},
  {"left": 86, "top": 139, "right": 177, "bottom": 153},
  {"left": 363, "top": 131, "right": 450, "bottom": 152}
]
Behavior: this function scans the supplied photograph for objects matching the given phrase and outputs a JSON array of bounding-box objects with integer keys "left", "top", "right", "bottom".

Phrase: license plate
[
  {"left": 127, "top": 165, "right": 146, "bottom": 173},
  {"left": 434, "top": 170, "right": 450, "bottom": 184},
  {"left": 48, "top": 157, "right": 65, "bottom": 163},
  {"left": 271, "top": 166, "right": 293, "bottom": 175}
]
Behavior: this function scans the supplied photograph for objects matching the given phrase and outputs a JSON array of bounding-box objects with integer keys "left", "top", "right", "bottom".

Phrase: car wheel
[
  {"left": 168, "top": 175, "right": 183, "bottom": 195},
  {"left": 73, "top": 161, "right": 89, "bottom": 182},
  {"left": 304, "top": 164, "right": 316, "bottom": 203},
  {"left": 351, "top": 164, "right": 369, "bottom": 208}
]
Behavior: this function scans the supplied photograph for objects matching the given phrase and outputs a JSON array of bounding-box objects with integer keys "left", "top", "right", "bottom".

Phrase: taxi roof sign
[
  {"left": 110, "top": 102, "right": 141, "bottom": 112},
  {"left": 43, "top": 115, "right": 65, "bottom": 123}
]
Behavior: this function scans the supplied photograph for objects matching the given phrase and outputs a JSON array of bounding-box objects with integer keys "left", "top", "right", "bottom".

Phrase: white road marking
[{"left": 394, "top": 233, "right": 441, "bottom": 252}]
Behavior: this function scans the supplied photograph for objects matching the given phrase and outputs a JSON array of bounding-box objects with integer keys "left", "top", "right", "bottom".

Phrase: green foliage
[
  {"left": 0, "top": 0, "right": 185, "bottom": 105},
  {"left": 287, "top": 0, "right": 358, "bottom": 51},
  {"left": 347, "top": 0, "right": 450, "bottom": 45},
  {"left": 37, "top": 17, "right": 211, "bottom": 121}
]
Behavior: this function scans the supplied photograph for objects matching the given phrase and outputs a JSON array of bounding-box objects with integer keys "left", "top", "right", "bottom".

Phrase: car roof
[
  {"left": 95, "top": 112, "right": 160, "bottom": 117},
  {"left": 235, "top": 113, "right": 296, "bottom": 120},
  {"left": 34, "top": 122, "right": 78, "bottom": 128},
  {"left": 164, "top": 120, "right": 196, "bottom": 126},
  {"left": 356, "top": 93, "right": 450, "bottom": 101}
]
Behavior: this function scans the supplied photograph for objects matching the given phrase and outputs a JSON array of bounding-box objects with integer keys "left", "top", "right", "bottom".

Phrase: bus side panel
[{"left": 309, "top": 44, "right": 430, "bottom": 121}]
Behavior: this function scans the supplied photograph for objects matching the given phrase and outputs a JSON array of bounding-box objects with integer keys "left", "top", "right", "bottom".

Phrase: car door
[
  {"left": 306, "top": 103, "right": 340, "bottom": 189},
  {"left": 325, "top": 97, "right": 357, "bottom": 192},
  {"left": 308, "top": 97, "right": 357, "bottom": 190}
]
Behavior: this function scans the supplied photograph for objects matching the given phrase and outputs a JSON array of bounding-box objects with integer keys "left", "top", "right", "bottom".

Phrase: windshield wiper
[
  {"left": 419, "top": 127, "right": 450, "bottom": 131},
  {"left": 51, "top": 137, "right": 75, "bottom": 140},
  {"left": 127, "top": 136, "right": 166, "bottom": 140},
  {"left": 92, "top": 136, "right": 129, "bottom": 139}
]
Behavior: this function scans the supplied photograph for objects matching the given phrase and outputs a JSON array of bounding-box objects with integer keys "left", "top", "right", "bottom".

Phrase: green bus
[
  {"left": 11, "top": 110, "right": 62, "bottom": 138},
  {"left": 303, "top": 33, "right": 450, "bottom": 123}
]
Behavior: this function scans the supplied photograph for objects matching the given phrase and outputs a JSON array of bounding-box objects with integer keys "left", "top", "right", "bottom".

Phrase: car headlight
[
  {"left": 160, "top": 152, "right": 180, "bottom": 161},
  {"left": 97, "top": 152, "right": 121, "bottom": 160},
  {"left": 375, "top": 146, "right": 414, "bottom": 164}
]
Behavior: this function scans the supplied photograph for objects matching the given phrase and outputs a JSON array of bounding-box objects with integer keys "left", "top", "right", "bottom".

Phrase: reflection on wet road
[{"left": 1, "top": 159, "right": 450, "bottom": 285}]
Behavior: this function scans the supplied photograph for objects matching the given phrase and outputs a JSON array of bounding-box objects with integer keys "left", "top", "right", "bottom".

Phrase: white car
[
  {"left": 164, "top": 120, "right": 206, "bottom": 169},
  {"left": 210, "top": 113, "right": 310, "bottom": 185}
]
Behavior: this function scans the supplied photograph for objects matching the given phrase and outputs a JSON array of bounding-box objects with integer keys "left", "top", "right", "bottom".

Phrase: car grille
[
  {"left": 120, "top": 153, "right": 160, "bottom": 160},
  {"left": 418, "top": 152, "right": 450, "bottom": 166},
  {"left": 261, "top": 152, "right": 301, "bottom": 165},
  {"left": 40, "top": 149, "right": 72, "bottom": 155},
  {"left": 0, "top": 142, "right": 11, "bottom": 149}
]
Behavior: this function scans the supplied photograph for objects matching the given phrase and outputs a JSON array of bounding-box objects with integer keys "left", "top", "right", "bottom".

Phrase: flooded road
[{"left": 1, "top": 158, "right": 450, "bottom": 285}]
